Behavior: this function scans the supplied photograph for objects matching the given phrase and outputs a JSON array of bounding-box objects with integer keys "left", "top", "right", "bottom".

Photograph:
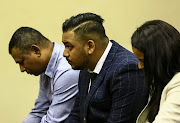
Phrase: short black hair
[
  {"left": 62, "top": 12, "right": 107, "bottom": 40},
  {"left": 9, "top": 27, "right": 49, "bottom": 54}
]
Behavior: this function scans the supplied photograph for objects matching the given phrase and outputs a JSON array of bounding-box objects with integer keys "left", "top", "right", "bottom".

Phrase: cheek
[
  {"left": 25, "top": 60, "right": 39, "bottom": 69},
  {"left": 73, "top": 53, "right": 83, "bottom": 62},
  {"left": 72, "top": 51, "right": 86, "bottom": 62},
  {"left": 23, "top": 61, "right": 30, "bottom": 68},
  {"left": 70, "top": 48, "right": 81, "bottom": 58}
]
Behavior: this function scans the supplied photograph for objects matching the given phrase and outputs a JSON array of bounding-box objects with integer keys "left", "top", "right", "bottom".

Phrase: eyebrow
[
  {"left": 16, "top": 59, "right": 23, "bottom": 64},
  {"left": 16, "top": 61, "right": 20, "bottom": 64},
  {"left": 62, "top": 41, "right": 68, "bottom": 44},
  {"left": 62, "top": 41, "right": 73, "bottom": 46},
  {"left": 62, "top": 40, "right": 69, "bottom": 44}
]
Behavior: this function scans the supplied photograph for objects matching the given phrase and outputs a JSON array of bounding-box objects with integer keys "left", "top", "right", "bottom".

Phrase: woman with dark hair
[{"left": 131, "top": 20, "right": 180, "bottom": 123}]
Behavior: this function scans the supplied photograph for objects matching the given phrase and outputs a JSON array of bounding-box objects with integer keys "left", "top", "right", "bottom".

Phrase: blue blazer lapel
[
  {"left": 83, "top": 40, "right": 119, "bottom": 117},
  {"left": 80, "top": 69, "right": 91, "bottom": 97}
]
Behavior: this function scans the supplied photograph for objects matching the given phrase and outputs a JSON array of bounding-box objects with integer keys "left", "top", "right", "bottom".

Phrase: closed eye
[{"left": 65, "top": 44, "right": 73, "bottom": 50}]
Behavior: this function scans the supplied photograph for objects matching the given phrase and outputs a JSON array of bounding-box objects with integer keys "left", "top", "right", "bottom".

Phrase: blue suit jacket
[{"left": 65, "top": 40, "right": 148, "bottom": 123}]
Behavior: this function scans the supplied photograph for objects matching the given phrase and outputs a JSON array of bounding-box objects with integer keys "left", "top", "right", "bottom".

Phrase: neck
[
  {"left": 43, "top": 42, "right": 54, "bottom": 70},
  {"left": 88, "top": 39, "right": 109, "bottom": 71},
  {"left": 46, "top": 42, "right": 54, "bottom": 61}
]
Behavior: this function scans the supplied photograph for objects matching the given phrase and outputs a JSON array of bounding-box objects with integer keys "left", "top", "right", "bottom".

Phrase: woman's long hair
[{"left": 131, "top": 20, "right": 180, "bottom": 122}]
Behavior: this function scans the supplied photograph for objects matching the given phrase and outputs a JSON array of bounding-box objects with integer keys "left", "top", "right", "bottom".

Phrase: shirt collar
[
  {"left": 45, "top": 42, "right": 65, "bottom": 78},
  {"left": 90, "top": 41, "right": 112, "bottom": 74}
]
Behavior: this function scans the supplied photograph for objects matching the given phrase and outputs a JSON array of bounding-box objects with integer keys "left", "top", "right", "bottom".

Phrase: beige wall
[{"left": 1, "top": 0, "right": 180, "bottom": 122}]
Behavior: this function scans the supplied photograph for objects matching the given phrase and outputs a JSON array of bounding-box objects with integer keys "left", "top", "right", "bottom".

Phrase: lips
[
  {"left": 68, "top": 60, "right": 72, "bottom": 65},
  {"left": 26, "top": 70, "right": 31, "bottom": 75},
  {"left": 66, "top": 58, "right": 72, "bottom": 63},
  {"left": 26, "top": 72, "right": 30, "bottom": 74}
]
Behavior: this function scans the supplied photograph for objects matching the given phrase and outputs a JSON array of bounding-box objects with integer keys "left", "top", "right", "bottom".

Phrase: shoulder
[
  {"left": 110, "top": 40, "right": 138, "bottom": 66},
  {"left": 104, "top": 41, "right": 141, "bottom": 77},
  {"left": 109, "top": 52, "right": 139, "bottom": 73},
  {"left": 53, "top": 56, "right": 80, "bottom": 84},
  {"left": 52, "top": 68, "right": 79, "bottom": 92},
  {"left": 164, "top": 72, "right": 180, "bottom": 92},
  {"left": 54, "top": 66, "right": 80, "bottom": 83},
  {"left": 161, "top": 72, "right": 180, "bottom": 103},
  {"left": 169, "top": 72, "right": 180, "bottom": 84}
]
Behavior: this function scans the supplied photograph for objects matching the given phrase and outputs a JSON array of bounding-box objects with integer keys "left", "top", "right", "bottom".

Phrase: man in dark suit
[{"left": 62, "top": 12, "right": 148, "bottom": 123}]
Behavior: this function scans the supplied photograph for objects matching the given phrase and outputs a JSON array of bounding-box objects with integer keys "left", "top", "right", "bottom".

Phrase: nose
[
  {"left": 20, "top": 64, "right": 25, "bottom": 72},
  {"left": 138, "top": 61, "right": 144, "bottom": 69},
  {"left": 63, "top": 48, "right": 69, "bottom": 57}
]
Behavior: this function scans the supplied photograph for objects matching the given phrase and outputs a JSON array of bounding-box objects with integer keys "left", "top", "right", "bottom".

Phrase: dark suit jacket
[{"left": 65, "top": 40, "right": 148, "bottom": 123}]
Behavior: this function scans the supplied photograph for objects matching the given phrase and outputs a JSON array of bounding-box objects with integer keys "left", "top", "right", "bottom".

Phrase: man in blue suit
[{"left": 62, "top": 12, "right": 148, "bottom": 123}]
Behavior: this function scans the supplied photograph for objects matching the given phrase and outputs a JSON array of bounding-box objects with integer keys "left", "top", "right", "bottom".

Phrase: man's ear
[
  {"left": 86, "top": 40, "right": 95, "bottom": 55},
  {"left": 30, "top": 44, "right": 41, "bottom": 57}
]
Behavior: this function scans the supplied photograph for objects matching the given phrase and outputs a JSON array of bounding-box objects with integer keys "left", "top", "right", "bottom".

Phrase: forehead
[
  {"left": 11, "top": 47, "right": 25, "bottom": 62},
  {"left": 62, "top": 31, "right": 80, "bottom": 44}
]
